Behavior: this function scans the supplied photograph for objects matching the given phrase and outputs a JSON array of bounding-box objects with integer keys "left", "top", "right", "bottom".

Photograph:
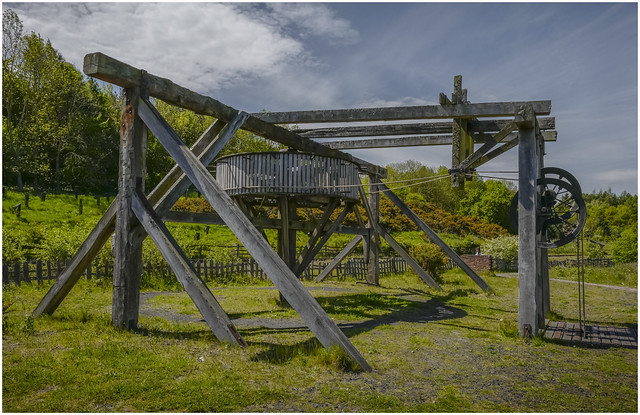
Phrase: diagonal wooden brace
[
  {"left": 357, "top": 186, "right": 442, "bottom": 290},
  {"left": 294, "top": 203, "right": 354, "bottom": 277},
  {"left": 315, "top": 235, "right": 362, "bottom": 282},
  {"left": 458, "top": 120, "right": 517, "bottom": 172},
  {"left": 131, "top": 188, "right": 246, "bottom": 347},
  {"left": 377, "top": 182, "right": 492, "bottom": 293},
  {"left": 137, "top": 97, "right": 372, "bottom": 372}
]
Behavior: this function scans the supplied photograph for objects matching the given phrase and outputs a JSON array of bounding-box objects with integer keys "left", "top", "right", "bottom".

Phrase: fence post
[
  {"left": 79, "top": 199, "right": 83, "bottom": 215},
  {"left": 87, "top": 263, "right": 93, "bottom": 280},
  {"left": 36, "top": 260, "right": 43, "bottom": 285},
  {"left": 13, "top": 263, "right": 20, "bottom": 286},
  {"left": 23, "top": 262, "right": 31, "bottom": 284},
  {"left": 40, "top": 192, "right": 46, "bottom": 202},
  {"left": 24, "top": 193, "right": 29, "bottom": 208},
  {"left": 56, "top": 261, "right": 62, "bottom": 280},
  {"left": 3, "top": 264, "right": 9, "bottom": 285}
]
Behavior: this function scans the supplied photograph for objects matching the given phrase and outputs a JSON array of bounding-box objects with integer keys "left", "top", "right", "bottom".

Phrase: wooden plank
[
  {"left": 137, "top": 97, "right": 372, "bottom": 371},
  {"left": 469, "top": 136, "right": 521, "bottom": 169},
  {"left": 365, "top": 176, "right": 381, "bottom": 285},
  {"left": 131, "top": 190, "right": 246, "bottom": 346},
  {"left": 377, "top": 182, "right": 492, "bottom": 293},
  {"left": 315, "top": 236, "right": 362, "bottom": 282},
  {"left": 83, "top": 52, "right": 385, "bottom": 178},
  {"left": 252, "top": 101, "right": 552, "bottom": 124},
  {"left": 32, "top": 117, "right": 237, "bottom": 318}
]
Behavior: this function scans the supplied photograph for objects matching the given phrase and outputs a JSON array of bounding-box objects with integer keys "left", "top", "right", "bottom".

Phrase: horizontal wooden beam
[
  {"left": 252, "top": 101, "right": 552, "bottom": 124},
  {"left": 318, "top": 131, "right": 556, "bottom": 150},
  {"left": 163, "top": 210, "right": 369, "bottom": 235},
  {"left": 83, "top": 52, "right": 385, "bottom": 178},
  {"left": 297, "top": 118, "right": 555, "bottom": 139}
]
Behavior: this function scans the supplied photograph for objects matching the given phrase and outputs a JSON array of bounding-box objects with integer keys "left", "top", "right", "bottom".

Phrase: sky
[{"left": 4, "top": 2, "right": 638, "bottom": 194}]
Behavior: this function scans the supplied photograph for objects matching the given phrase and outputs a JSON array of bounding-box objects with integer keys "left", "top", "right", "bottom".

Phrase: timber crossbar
[{"left": 83, "top": 52, "right": 385, "bottom": 178}]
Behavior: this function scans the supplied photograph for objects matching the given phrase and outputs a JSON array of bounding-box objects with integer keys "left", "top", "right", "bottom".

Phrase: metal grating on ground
[{"left": 545, "top": 321, "right": 637, "bottom": 348}]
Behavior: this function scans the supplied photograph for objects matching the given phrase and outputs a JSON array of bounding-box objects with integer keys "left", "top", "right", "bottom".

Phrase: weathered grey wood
[
  {"left": 294, "top": 203, "right": 353, "bottom": 277},
  {"left": 377, "top": 182, "right": 492, "bottom": 293},
  {"left": 83, "top": 52, "right": 385, "bottom": 178},
  {"left": 293, "top": 199, "right": 340, "bottom": 274},
  {"left": 32, "top": 119, "right": 231, "bottom": 318},
  {"left": 315, "top": 236, "right": 362, "bottom": 282},
  {"left": 374, "top": 222, "right": 442, "bottom": 290},
  {"left": 252, "top": 101, "right": 552, "bottom": 124},
  {"left": 22, "top": 262, "right": 30, "bottom": 284},
  {"left": 112, "top": 84, "right": 146, "bottom": 330},
  {"left": 516, "top": 104, "right": 541, "bottom": 337},
  {"left": 131, "top": 190, "right": 246, "bottom": 346},
  {"left": 318, "top": 131, "right": 555, "bottom": 150},
  {"left": 295, "top": 118, "right": 555, "bottom": 138},
  {"left": 365, "top": 176, "right": 381, "bottom": 285},
  {"left": 216, "top": 152, "right": 360, "bottom": 200},
  {"left": 137, "top": 97, "right": 371, "bottom": 371},
  {"left": 36, "top": 260, "right": 43, "bottom": 285},
  {"left": 458, "top": 120, "right": 517, "bottom": 171},
  {"left": 469, "top": 135, "right": 521, "bottom": 169}
]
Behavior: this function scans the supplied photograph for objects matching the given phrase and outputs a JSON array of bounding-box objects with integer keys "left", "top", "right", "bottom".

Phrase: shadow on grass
[{"left": 242, "top": 293, "right": 467, "bottom": 367}]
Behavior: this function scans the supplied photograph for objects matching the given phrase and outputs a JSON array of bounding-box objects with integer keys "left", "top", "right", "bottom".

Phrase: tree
[{"left": 458, "top": 179, "right": 514, "bottom": 230}]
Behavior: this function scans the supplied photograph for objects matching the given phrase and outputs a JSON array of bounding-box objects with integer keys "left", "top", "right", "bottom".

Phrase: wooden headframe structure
[{"left": 32, "top": 52, "right": 556, "bottom": 371}]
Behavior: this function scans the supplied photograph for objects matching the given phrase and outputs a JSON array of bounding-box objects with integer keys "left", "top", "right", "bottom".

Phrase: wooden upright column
[
  {"left": 112, "top": 83, "right": 147, "bottom": 330},
  {"left": 538, "top": 140, "right": 551, "bottom": 320},
  {"left": 448, "top": 75, "right": 473, "bottom": 189},
  {"left": 366, "top": 175, "right": 380, "bottom": 285},
  {"left": 516, "top": 105, "right": 541, "bottom": 337}
]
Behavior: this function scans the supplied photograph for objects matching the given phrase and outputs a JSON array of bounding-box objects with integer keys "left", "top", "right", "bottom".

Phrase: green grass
[
  {"left": 3, "top": 270, "right": 636, "bottom": 412},
  {"left": 549, "top": 262, "right": 638, "bottom": 288}
]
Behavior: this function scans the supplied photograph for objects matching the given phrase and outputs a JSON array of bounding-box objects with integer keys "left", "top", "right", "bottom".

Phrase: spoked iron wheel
[{"left": 509, "top": 168, "right": 587, "bottom": 248}]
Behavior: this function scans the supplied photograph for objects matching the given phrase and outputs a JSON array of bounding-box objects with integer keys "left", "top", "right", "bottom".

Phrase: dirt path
[{"left": 495, "top": 273, "right": 638, "bottom": 292}]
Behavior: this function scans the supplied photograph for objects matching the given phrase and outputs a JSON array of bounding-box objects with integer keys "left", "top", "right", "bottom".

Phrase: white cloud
[{"left": 5, "top": 3, "right": 339, "bottom": 93}]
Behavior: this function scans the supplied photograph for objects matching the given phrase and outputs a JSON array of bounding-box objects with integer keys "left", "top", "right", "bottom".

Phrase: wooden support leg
[
  {"left": 316, "top": 235, "right": 362, "bottom": 282},
  {"left": 366, "top": 175, "right": 381, "bottom": 285},
  {"left": 377, "top": 182, "right": 492, "bottom": 292},
  {"left": 112, "top": 85, "right": 146, "bottom": 330},
  {"left": 131, "top": 189, "right": 246, "bottom": 346},
  {"left": 516, "top": 105, "right": 541, "bottom": 337},
  {"left": 138, "top": 98, "right": 371, "bottom": 371}
]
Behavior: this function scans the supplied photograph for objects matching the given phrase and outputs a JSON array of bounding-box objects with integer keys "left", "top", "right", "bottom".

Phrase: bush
[
  {"left": 612, "top": 228, "right": 638, "bottom": 263},
  {"left": 481, "top": 236, "right": 518, "bottom": 261},
  {"left": 409, "top": 242, "right": 448, "bottom": 283}
]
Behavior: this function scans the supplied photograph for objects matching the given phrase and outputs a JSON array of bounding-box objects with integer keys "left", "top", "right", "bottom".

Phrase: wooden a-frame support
[{"left": 33, "top": 53, "right": 373, "bottom": 371}]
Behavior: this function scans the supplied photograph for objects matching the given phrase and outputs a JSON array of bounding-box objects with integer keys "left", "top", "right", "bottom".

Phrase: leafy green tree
[
  {"left": 611, "top": 228, "right": 638, "bottom": 263},
  {"left": 458, "top": 179, "right": 514, "bottom": 230}
]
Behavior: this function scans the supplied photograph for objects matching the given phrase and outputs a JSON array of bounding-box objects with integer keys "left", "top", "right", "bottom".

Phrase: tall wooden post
[
  {"left": 448, "top": 75, "right": 473, "bottom": 189},
  {"left": 366, "top": 175, "right": 380, "bottom": 285},
  {"left": 516, "top": 105, "right": 541, "bottom": 337},
  {"left": 112, "top": 82, "right": 147, "bottom": 330},
  {"left": 277, "top": 196, "right": 296, "bottom": 302},
  {"left": 538, "top": 139, "right": 550, "bottom": 322}
]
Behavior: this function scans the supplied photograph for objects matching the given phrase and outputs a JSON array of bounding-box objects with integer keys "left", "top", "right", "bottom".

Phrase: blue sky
[{"left": 5, "top": 2, "right": 637, "bottom": 194}]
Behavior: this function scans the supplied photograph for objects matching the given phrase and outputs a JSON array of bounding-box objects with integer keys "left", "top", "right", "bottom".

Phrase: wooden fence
[{"left": 2, "top": 256, "right": 407, "bottom": 286}]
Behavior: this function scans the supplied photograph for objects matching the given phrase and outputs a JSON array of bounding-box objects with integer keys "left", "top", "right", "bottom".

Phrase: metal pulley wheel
[{"left": 509, "top": 167, "right": 587, "bottom": 249}]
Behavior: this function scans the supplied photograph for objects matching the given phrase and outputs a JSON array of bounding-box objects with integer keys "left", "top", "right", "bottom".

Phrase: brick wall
[{"left": 460, "top": 254, "right": 492, "bottom": 272}]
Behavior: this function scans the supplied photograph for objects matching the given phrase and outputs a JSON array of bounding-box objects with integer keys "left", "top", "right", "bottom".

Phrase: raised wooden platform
[{"left": 544, "top": 321, "right": 637, "bottom": 349}]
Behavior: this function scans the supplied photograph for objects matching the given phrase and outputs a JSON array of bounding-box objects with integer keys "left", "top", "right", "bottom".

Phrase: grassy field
[{"left": 2, "top": 269, "right": 637, "bottom": 412}]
